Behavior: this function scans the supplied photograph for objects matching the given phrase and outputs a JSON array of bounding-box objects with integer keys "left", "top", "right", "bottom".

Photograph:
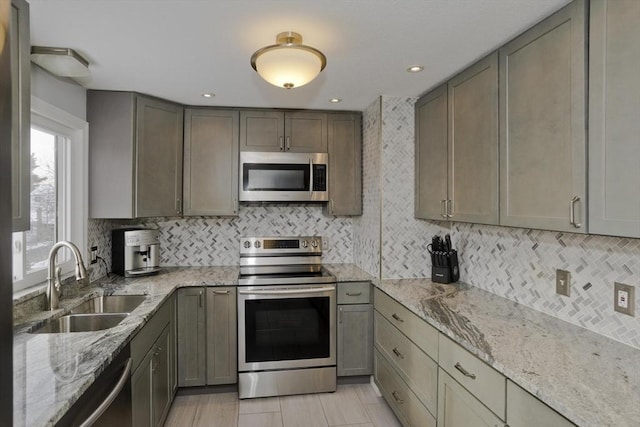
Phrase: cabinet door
[
  {"left": 507, "top": 380, "right": 575, "bottom": 427},
  {"left": 448, "top": 53, "right": 499, "bottom": 225},
  {"left": 135, "top": 96, "right": 184, "bottom": 217},
  {"left": 131, "top": 353, "right": 152, "bottom": 427},
  {"left": 10, "top": 0, "right": 30, "bottom": 232},
  {"left": 499, "top": 0, "right": 587, "bottom": 232},
  {"left": 284, "top": 111, "right": 328, "bottom": 152},
  {"left": 167, "top": 293, "right": 177, "bottom": 396},
  {"left": 177, "top": 288, "right": 206, "bottom": 387},
  {"left": 206, "top": 287, "right": 237, "bottom": 385},
  {"left": 415, "top": 84, "right": 448, "bottom": 220},
  {"left": 337, "top": 304, "right": 373, "bottom": 376},
  {"left": 437, "top": 368, "right": 503, "bottom": 427},
  {"left": 151, "top": 326, "right": 171, "bottom": 427},
  {"left": 326, "top": 114, "right": 362, "bottom": 216},
  {"left": 240, "top": 110, "right": 284, "bottom": 151},
  {"left": 588, "top": 0, "right": 640, "bottom": 238},
  {"left": 184, "top": 109, "right": 239, "bottom": 216}
]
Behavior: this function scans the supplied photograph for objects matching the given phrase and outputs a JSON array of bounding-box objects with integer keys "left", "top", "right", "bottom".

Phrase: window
[{"left": 12, "top": 97, "right": 88, "bottom": 292}]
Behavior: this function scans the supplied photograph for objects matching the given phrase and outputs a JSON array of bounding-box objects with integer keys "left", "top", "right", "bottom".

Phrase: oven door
[
  {"left": 239, "top": 152, "right": 328, "bottom": 202},
  {"left": 238, "top": 284, "right": 336, "bottom": 372}
]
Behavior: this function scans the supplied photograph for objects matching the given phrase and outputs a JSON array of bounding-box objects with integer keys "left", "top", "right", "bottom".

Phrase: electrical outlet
[
  {"left": 90, "top": 246, "right": 98, "bottom": 265},
  {"left": 322, "top": 238, "right": 328, "bottom": 250},
  {"left": 556, "top": 269, "right": 571, "bottom": 297},
  {"left": 614, "top": 282, "right": 635, "bottom": 316}
]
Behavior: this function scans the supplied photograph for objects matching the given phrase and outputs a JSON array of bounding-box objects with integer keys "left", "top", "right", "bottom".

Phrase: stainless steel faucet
[{"left": 46, "top": 241, "right": 88, "bottom": 311}]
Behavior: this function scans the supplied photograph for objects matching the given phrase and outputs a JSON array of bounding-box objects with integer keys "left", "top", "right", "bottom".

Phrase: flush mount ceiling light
[
  {"left": 31, "top": 46, "right": 90, "bottom": 78},
  {"left": 201, "top": 92, "right": 215, "bottom": 98},
  {"left": 251, "top": 31, "right": 327, "bottom": 89},
  {"left": 406, "top": 65, "right": 424, "bottom": 73}
]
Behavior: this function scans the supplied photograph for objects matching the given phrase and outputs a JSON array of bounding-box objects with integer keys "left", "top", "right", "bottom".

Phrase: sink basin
[
  {"left": 30, "top": 313, "right": 129, "bottom": 334},
  {"left": 69, "top": 295, "right": 147, "bottom": 314}
]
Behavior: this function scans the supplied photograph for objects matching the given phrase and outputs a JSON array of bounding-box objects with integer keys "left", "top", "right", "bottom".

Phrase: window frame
[{"left": 12, "top": 96, "right": 88, "bottom": 293}]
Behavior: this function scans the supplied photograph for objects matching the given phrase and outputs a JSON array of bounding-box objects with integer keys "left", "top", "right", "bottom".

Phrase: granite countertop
[{"left": 374, "top": 278, "right": 640, "bottom": 427}]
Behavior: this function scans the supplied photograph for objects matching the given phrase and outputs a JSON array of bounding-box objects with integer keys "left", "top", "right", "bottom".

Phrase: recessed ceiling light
[
  {"left": 201, "top": 92, "right": 215, "bottom": 98},
  {"left": 406, "top": 65, "right": 424, "bottom": 73},
  {"left": 329, "top": 98, "right": 342, "bottom": 103}
]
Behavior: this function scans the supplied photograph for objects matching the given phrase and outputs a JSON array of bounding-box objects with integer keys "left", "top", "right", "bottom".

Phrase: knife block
[{"left": 431, "top": 249, "right": 459, "bottom": 284}]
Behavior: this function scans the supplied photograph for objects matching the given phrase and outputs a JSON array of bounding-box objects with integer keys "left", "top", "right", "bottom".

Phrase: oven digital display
[{"left": 264, "top": 239, "right": 300, "bottom": 249}]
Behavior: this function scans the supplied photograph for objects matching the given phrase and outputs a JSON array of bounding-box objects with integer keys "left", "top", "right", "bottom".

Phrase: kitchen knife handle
[{"left": 570, "top": 196, "right": 581, "bottom": 228}]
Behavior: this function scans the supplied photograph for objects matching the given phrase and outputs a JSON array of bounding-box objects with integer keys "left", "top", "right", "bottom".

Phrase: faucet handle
[{"left": 54, "top": 267, "right": 63, "bottom": 293}]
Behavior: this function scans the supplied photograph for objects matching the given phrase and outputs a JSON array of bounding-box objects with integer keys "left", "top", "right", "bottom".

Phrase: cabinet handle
[
  {"left": 212, "top": 290, "right": 230, "bottom": 294},
  {"left": 391, "top": 313, "right": 404, "bottom": 323},
  {"left": 339, "top": 306, "right": 343, "bottom": 324},
  {"left": 570, "top": 196, "right": 581, "bottom": 228},
  {"left": 391, "top": 391, "right": 404, "bottom": 404},
  {"left": 199, "top": 290, "right": 203, "bottom": 307},
  {"left": 330, "top": 199, "right": 335, "bottom": 215},
  {"left": 233, "top": 198, "right": 237, "bottom": 214},
  {"left": 447, "top": 199, "right": 453, "bottom": 218},
  {"left": 176, "top": 199, "right": 182, "bottom": 215},
  {"left": 346, "top": 291, "right": 362, "bottom": 296},
  {"left": 286, "top": 136, "right": 291, "bottom": 151},
  {"left": 392, "top": 347, "right": 404, "bottom": 359},
  {"left": 279, "top": 136, "right": 284, "bottom": 151},
  {"left": 454, "top": 362, "right": 476, "bottom": 379},
  {"left": 440, "top": 200, "right": 447, "bottom": 218}
]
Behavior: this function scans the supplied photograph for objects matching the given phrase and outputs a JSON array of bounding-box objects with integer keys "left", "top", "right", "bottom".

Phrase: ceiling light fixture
[
  {"left": 31, "top": 46, "right": 90, "bottom": 78},
  {"left": 406, "top": 65, "right": 424, "bottom": 73},
  {"left": 201, "top": 92, "right": 215, "bottom": 98},
  {"left": 329, "top": 98, "right": 342, "bottom": 103},
  {"left": 251, "top": 31, "right": 327, "bottom": 89}
]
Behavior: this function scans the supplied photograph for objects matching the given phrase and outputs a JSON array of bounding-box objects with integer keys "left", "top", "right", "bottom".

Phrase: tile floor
[{"left": 164, "top": 383, "right": 402, "bottom": 427}]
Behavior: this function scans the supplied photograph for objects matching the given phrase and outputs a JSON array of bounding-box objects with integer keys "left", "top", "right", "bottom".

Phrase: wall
[
  {"left": 88, "top": 204, "right": 353, "bottom": 279},
  {"left": 31, "top": 66, "right": 86, "bottom": 120}
]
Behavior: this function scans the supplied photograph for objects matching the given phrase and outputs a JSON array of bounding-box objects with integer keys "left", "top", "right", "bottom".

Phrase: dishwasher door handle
[{"left": 79, "top": 358, "right": 132, "bottom": 427}]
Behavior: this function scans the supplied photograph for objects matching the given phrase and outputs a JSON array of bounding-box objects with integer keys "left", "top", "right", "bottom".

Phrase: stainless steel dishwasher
[{"left": 56, "top": 345, "right": 132, "bottom": 427}]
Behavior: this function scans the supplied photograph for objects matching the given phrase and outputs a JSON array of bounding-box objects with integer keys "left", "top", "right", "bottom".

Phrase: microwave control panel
[{"left": 313, "top": 164, "right": 327, "bottom": 191}]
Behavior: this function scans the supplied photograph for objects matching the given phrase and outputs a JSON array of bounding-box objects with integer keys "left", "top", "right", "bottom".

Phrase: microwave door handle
[{"left": 309, "top": 159, "right": 313, "bottom": 195}]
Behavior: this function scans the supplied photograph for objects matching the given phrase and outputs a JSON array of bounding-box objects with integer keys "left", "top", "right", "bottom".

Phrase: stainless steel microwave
[{"left": 239, "top": 151, "right": 329, "bottom": 202}]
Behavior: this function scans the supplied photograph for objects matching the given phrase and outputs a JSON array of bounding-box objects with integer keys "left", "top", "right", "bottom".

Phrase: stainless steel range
[{"left": 237, "top": 236, "right": 337, "bottom": 399}]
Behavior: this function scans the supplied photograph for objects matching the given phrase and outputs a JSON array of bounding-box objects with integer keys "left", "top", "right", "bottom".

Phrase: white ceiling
[{"left": 28, "top": 0, "right": 571, "bottom": 111}]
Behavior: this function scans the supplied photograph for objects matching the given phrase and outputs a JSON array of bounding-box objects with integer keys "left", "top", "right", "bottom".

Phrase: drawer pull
[
  {"left": 392, "top": 347, "right": 404, "bottom": 359},
  {"left": 391, "top": 313, "right": 404, "bottom": 323},
  {"left": 212, "top": 290, "right": 230, "bottom": 295},
  {"left": 391, "top": 391, "right": 404, "bottom": 404},
  {"left": 346, "top": 291, "right": 362, "bottom": 296},
  {"left": 454, "top": 362, "right": 476, "bottom": 379}
]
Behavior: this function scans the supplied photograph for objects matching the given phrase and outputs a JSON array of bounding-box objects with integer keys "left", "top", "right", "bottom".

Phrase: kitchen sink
[
  {"left": 69, "top": 295, "right": 147, "bottom": 315},
  {"left": 30, "top": 313, "right": 129, "bottom": 334}
]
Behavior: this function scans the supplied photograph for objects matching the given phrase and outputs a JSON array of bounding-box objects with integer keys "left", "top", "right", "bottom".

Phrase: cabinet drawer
[
  {"left": 132, "top": 296, "right": 172, "bottom": 371},
  {"left": 338, "top": 282, "right": 371, "bottom": 304},
  {"left": 374, "top": 350, "right": 436, "bottom": 427},
  {"left": 374, "top": 289, "right": 438, "bottom": 360},
  {"left": 438, "top": 334, "right": 506, "bottom": 419},
  {"left": 374, "top": 312, "right": 438, "bottom": 415}
]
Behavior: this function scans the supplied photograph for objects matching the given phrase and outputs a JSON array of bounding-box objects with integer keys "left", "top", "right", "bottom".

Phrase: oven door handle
[{"left": 239, "top": 286, "right": 335, "bottom": 295}]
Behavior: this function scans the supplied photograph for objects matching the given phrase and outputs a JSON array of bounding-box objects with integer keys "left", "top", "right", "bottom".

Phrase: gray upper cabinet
[
  {"left": 325, "top": 113, "right": 362, "bottom": 216},
  {"left": 88, "top": 91, "right": 184, "bottom": 219},
  {"left": 588, "top": 0, "right": 640, "bottom": 238},
  {"left": 499, "top": 0, "right": 587, "bottom": 233},
  {"left": 240, "top": 110, "right": 328, "bottom": 152},
  {"left": 415, "top": 84, "right": 448, "bottom": 220},
  {"left": 183, "top": 109, "right": 239, "bottom": 216},
  {"left": 11, "top": 0, "right": 30, "bottom": 232},
  {"left": 448, "top": 53, "right": 499, "bottom": 225}
]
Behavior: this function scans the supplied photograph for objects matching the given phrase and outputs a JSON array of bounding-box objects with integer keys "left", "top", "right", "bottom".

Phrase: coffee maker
[{"left": 112, "top": 228, "right": 161, "bottom": 277}]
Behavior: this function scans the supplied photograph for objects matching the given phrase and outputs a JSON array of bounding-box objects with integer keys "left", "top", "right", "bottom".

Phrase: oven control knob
[
  {"left": 243, "top": 240, "right": 251, "bottom": 249},
  {"left": 254, "top": 241, "right": 261, "bottom": 249},
  {"left": 311, "top": 239, "right": 318, "bottom": 248},
  {"left": 301, "top": 240, "right": 309, "bottom": 248}
]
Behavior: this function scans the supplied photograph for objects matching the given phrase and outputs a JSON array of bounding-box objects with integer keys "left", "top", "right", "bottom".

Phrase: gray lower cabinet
[
  {"left": 507, "top": 380, "right": 574, "bottom": 427},
  {"left": 177, "top": 287, "right": 237, "bottom": 387},
  {"left": 10, "top": 0, "right": 30, "bottom": 232},
  {"left": 337, "top": 282, "right": 372, "bottom": 377},
  {"left": 183, "top": 109, "right": 239, "bottom": 216},
  {"left": 588, "top": 0, "right": 640, "bottom": 238},
  {"left": 499, "top": 0, "right": 587, "bottom": 232},
  {"left": 325, "top": 113, "right": 362, "bottom": 216},
  {"left": 88, "top": 91, "right": 184, "bottom": 218},
  {"left": 131, "top": 294, "right": 176, "bottom": 427},
  {"left": 240, "top": 110, "right": 328, "bottom": 152}
]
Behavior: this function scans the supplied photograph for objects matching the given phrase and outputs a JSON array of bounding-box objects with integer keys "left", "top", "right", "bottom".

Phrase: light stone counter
[
  {"left": 374, "top": 278, "right": 640, "bottom": 427},
  {"left": 323, "top": 263, "right": 377, "bottom": 282},
  {"left": 13, "top": 266, "right": 238, "bottom": 427}
]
